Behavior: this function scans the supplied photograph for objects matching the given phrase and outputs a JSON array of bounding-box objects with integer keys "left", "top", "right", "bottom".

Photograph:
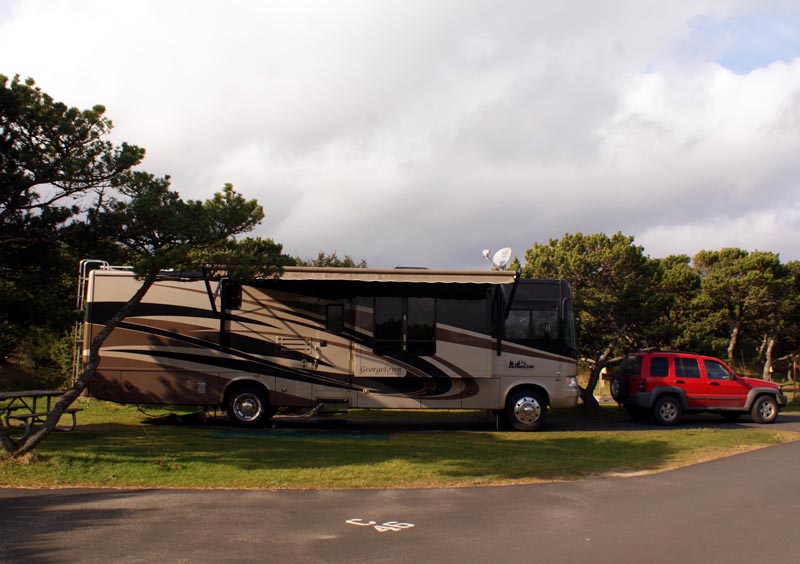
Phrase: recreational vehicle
[{"left": 78, "top": 263, "right": 580, "bottom": 430}]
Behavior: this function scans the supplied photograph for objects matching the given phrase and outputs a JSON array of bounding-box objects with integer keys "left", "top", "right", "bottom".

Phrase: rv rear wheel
[
  {"left": 506, "top": 389, "right": 547, "bottom": 431},
  {"left": 226, "top": 386, "right": 272, "bottom": 427}
]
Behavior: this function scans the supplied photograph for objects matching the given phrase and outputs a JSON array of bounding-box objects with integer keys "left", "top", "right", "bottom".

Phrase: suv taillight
[{"left": 631, "top": 377, "right": 646, "bottom": 392}]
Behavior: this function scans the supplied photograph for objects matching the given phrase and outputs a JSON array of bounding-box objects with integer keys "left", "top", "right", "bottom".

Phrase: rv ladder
[{"left": 71, "top": 260, "right": 108, "bottom": 384}]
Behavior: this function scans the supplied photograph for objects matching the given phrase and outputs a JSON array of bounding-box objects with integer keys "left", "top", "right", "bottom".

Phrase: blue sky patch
[{"left": 684, "top": 10, "right": 800, "bottom": 73}]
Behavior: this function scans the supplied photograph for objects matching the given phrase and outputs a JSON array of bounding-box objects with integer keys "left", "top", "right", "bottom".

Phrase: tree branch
[{"left": 5, "top": 272, "right": 158, "bottom": 457}]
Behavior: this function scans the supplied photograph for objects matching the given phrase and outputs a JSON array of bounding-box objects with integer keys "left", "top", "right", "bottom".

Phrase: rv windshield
[
  {"left": 503, "top": 280, "right": 577, "bottom": 358},
  {"left": 562, "top": 297, "right": 578, "bottom": 359}
]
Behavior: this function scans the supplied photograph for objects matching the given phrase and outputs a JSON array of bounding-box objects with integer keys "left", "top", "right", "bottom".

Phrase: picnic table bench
[{"left": 0, "top": 390, "right": 82, "bottom": 439}]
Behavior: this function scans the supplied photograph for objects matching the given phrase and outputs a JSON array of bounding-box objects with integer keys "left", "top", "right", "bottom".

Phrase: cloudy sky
[{"left": 2, "top": 0, "right": 800, "bottom": 268}]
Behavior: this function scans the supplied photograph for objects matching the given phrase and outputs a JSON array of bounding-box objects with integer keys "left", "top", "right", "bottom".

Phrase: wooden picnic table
[{"left": 0, "top": 390, "right": 82, "bottom": 439}]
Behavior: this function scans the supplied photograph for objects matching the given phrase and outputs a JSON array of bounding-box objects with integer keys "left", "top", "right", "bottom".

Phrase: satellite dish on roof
[
  {"left": 482, "top": 247, "right": 513, "bottom": 270},
  {"left": 493, "top": 248, "right": 512, "bottom": 269}
]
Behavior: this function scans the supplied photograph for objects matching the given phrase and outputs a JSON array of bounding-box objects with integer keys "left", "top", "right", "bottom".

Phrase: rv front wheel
[
  {"left": 226, "top": 386, "right": 271, "bottom": 427},
  {"left": 506, "top": 389, "right": 547, "bottom": 431}
]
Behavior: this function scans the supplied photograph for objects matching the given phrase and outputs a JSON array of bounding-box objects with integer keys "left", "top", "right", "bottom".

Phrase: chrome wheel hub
[
  {"left": 234, "top": 394, "right": 262, "bottom": 422},
  {"left": 513, "top": 396, "right": 542, "bottom": 424}
]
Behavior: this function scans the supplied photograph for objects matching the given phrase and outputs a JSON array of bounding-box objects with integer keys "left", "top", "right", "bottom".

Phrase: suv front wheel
[
  {"left": 653, "top": 396, "right": 682, "bottom": 426},
  {"left": 750, "top": 395, "right": 778, "bottom": 424}
]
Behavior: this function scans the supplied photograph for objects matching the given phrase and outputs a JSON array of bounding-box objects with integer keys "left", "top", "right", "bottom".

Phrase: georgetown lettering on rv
[{"left": 359, "top": 366, "right": 404, "bottom": 376}]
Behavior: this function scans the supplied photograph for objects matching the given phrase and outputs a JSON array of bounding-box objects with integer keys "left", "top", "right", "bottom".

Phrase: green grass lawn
[{"left": 1, "top": 399, "right": 797, "bottom": 490}]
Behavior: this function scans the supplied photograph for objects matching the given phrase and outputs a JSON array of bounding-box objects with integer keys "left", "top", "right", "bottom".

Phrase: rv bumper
[{"left": 551, "top": 379, "right": 580, "bottom": 409}]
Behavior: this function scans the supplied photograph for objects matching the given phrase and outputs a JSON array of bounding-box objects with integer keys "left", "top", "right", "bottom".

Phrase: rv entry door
[{"left": 311, "top": 300, "right": 355, "bottom": 402}]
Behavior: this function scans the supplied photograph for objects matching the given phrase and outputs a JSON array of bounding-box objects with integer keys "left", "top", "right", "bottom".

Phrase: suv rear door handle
[
  {"left": 675, "top": 380, "right": 685, "bottom": 384},
  {"left": 710, "top": 382, "right": 720, "bottom": 386}
]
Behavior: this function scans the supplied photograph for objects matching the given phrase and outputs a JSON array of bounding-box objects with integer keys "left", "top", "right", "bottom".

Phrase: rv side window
[
  {"left": 504, "top": 309, "right": 557, "bottom": 349},
  {"left": 373, "top": 296, "right": 436, "bottom": 356},
  {"left": 506, "top": 310, "right": 531, "bottom": 340},
  {"left": 407, "top": 297, "right": 435, "bottom": 355},
  {"left": 326, "top": 304, "right": 345, "bottom": 333},
  {"left": 374, "top": 297, "right": 403, "bottom": 354},
  {"left": 532, "top": 310, "right": 557, "bottom": 339}
]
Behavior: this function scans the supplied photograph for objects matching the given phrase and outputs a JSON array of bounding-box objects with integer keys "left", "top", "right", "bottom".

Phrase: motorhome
[{"left": 79, "top": 263, "right": 580, "bottom": 430}]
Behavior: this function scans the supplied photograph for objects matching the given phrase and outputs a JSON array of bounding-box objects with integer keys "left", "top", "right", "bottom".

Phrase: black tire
[
  {"left": 226, "top": 385, "right": 272, "bottom": 427},
  {"left": 750, "top": 395, "right": 778, "bottom": 424},
  {"left": 720, "top": 412, "right": 742, "bottom": 422},
  {"left": 506, "top": 389, "right": 547, "bottom": 431},
  {"left": 653, "top": 396, "right": 682, "bottom": 426},
  {"left": 610, "top": 374, "right": 627, "bottom": 403}
]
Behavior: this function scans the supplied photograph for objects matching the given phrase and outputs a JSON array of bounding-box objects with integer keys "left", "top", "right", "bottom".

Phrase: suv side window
[
  {"left": 705, "top": 360, "right": 733, "bottom": 380},
  {"left": 649, "top": 357, "right": 669, "bottom": 377},
  {"left": 675, "top": 357, "right": 700, "bottom": 378}
]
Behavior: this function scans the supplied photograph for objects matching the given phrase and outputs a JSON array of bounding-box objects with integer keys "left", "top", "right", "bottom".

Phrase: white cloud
[
  {"left": 638, "top": 206, "right": 800, "bottom": 260},
  {"left": 2, "top": 0, "right": 800, "bottom": 267},
  {"left": 596, "top": 59, "right": 800, "bottom": 233}
]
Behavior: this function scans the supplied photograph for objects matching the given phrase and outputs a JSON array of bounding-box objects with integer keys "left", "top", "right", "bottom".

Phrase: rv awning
[{"left": 279, "top": 267, "right": 518, "bottom": 284}]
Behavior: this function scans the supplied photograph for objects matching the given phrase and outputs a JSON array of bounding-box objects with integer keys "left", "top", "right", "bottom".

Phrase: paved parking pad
[{"left": 1, "top": 439, "right": 799, "bottom": 564}]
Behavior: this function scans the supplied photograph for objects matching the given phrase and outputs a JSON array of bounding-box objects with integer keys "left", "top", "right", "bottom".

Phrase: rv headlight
[{"left": 566, "top": 376, "right": 578, "bottom": 388}]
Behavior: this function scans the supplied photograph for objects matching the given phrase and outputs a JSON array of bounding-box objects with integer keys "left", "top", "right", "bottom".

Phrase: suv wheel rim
[
  {"left": 659, "top": 401, "right": 678, "bottom": 422},
  {"left": 758, "top": 399, "right": 775, "bottom": 420}
]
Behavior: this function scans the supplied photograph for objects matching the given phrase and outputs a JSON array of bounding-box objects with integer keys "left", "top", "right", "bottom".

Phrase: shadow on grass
[
  {"left": 25, "top": 419, "right": 682, "bottom": 488},
  {"left": 11, "top": 401, "right": 793, "bottom": 489}
]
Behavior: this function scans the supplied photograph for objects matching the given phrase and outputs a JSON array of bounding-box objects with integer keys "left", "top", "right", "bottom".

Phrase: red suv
[{"left": 610, "top": 351, "right": 787, "bottom": 425}]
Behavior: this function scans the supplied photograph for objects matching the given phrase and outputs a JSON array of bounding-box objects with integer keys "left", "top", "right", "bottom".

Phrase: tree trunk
[
  {"left": 727, "top": 323, "right": 741, "bottom": 366},
  {"left": 757, "top": 334, "right": 768, "bottom": 364},
  {"left": 0, "top": 421, "right": 16, "bottom": 453},
  {"left": 0, "top": 273, "right": 157, "bottom": 457},
  {"left": 579, "top": 324, "right": 628, "bottom": 407},
  {"left": 579, "top": 362, "right": 605, "bottom": 407},
  {"left": 762, "top": 336, "right": 776, "bottom": 381}
]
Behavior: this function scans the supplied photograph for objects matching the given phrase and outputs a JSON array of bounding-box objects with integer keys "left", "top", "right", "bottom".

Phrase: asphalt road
[{"left": 1, "top": 435, "right": 799, "bottom": 563}]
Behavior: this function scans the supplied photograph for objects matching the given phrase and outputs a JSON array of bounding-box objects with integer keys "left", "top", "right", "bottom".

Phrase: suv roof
[{"left": 624, "top": 350, "right": 708, "bottom": 357}]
